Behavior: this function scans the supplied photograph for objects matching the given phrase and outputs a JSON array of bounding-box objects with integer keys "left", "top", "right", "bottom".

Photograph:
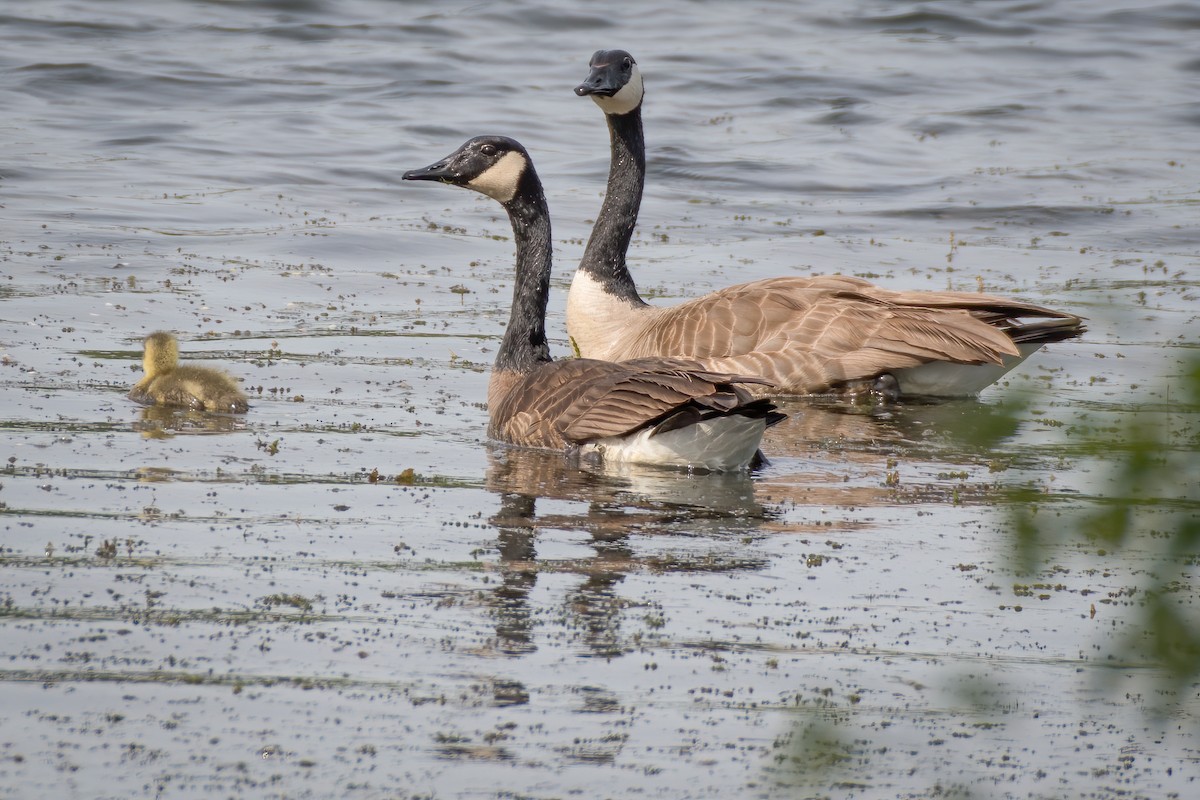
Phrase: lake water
[{"left": 2, "top": 1, "right": 1198, "bottom": 798}]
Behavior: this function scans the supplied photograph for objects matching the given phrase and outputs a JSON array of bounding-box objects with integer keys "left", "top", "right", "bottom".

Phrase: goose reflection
[
  {"left": 483, "top": 445, "right": 775, "bottom": 658},
  {"left": 480, "top": 397, "right": 1029, "bottom": 657},
  {"left": 759, "top": 397, "right": 1037, "bottom": 508},
  {"left": 763, "top": 396, "right": 1029, "bottom": 458},
  {"left": 133, "top": 404, "right": 247, "bottom": 438},
  {"left": 489, "top": 492, "right": 539, "bottom": 656}
]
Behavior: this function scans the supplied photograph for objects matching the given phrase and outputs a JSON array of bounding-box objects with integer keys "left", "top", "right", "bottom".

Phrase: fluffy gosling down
[
  {"left": 129, "top": 332, "right": 249, "bottom": 413},
  {"left": 403, "top": 135, "right": 784, "bottom": 471}
]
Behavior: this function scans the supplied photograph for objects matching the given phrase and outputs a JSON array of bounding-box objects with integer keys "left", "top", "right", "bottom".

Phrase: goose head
[
  {"left": 575, "top": 49, "right": 643, "bottom": 116},
  {"left": 142, "top": 331, "right": 181, "bottom": 377},
  {"left": 403, "top": 135, "right": 531, "bottom": 204}
]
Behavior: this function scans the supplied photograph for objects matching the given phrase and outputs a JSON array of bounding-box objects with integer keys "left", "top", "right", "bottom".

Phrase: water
[{"left": 2, "top": 1, "right": 1198, "bottom": 797}]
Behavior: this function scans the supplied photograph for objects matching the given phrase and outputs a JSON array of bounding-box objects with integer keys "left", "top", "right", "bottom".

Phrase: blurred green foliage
[
  {"left": 776, "top": 355, "right": 1200, "bottom": 793},
  {"left": 1009, "top": 354, "right": 1200, "bottom": 696}
]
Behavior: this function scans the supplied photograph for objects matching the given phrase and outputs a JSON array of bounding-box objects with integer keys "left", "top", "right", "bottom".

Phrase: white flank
[
  {"left": 894, "top": 342, "right": 1045, "bottom": 397},
  {"left": 591, "top": 64, "right": 644, "bottom": 116},
  {"left": 466, "top": 150, "right": 526, "bottom": 203},
  {"left": 581, "top": 413, "right": 767, "bottom": 471}
]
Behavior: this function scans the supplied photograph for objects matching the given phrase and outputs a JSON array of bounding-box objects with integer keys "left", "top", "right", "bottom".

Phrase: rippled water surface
[{"left": 2, "top": 1, "right": 1198, "bottom": 798}]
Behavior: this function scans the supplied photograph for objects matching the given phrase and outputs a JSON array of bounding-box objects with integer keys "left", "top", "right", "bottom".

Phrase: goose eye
[{"left": 480, "top": 144, "right": 497, "bottom": 156}]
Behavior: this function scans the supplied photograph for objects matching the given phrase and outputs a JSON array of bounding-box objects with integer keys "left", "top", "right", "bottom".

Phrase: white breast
[{"left": 566, "top": 269, "right": 647, "bottom": 359}]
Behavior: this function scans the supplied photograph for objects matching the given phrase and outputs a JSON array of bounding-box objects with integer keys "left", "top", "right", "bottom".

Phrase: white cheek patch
[
  {"left": 592, "top": 65, "right": 644, "bottom": 116},
  {"left": 466, "top": 150, "right": 525, "bottom": 203}
]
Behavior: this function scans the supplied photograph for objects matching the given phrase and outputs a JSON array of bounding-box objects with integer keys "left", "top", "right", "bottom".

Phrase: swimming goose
[
  {"left": 129, "top": 331, "right": 249, "bottom": 413},
  {"left": 403, "top": 135, "right": 783, "bottom": 471},
  {"left": 569, "top": 49, "right": 1085, "bottom": 399}
]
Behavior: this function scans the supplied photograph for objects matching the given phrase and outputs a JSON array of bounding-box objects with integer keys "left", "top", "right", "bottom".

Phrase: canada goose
[
  {"left": 403, "top": 135, "right": 784, "bottom": 471},
  {"left": 570, "top": 49, "right": 1085, "bottom": 399},
  {"left": 128, "top": 331, "right": 249, "bottom": 413}
]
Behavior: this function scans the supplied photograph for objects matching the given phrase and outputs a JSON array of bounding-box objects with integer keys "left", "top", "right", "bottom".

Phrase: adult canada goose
[
  {"left": 403, "top": 135, "right": 784, "bottom": 471},
  {"left": 129, "top": 331, "right": 249, "bottom": 413},
  {"left": 570, "top": 49, "right": 1085, "bottom": 399}
]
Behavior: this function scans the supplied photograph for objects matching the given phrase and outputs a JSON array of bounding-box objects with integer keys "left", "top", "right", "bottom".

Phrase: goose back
[
  {"left": 129, "top": 367, "right": 250, "bottom": 413},
  {"left": 585, "top": 275, "right": 1083, "bottom": 395},
  {"left": 488, "top": 357, "right": 777, "bottom": 448}
]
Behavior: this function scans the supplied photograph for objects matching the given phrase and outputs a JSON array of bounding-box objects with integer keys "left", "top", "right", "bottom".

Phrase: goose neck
[
  {"left": 495, "top": 186, "right": 554, "bottom": 374},
  {"left": 580, "top": 107, "right": 647, "bottom": 306}
]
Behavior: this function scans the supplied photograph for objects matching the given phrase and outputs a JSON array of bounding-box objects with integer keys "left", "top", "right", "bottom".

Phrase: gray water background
[{"left": 1, "top": 1, "right": 1198, "bottom": 798}]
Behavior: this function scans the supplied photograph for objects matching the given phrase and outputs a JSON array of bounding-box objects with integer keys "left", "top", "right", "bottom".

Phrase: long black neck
[
  {"left": 495, "top": 171, "right": 554, "bottom": 374},
  {"left": 579, "top": 107, "right": 647, "bottom": 306}
]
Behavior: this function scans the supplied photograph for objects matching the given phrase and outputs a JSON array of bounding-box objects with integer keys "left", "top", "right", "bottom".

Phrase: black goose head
[
  {"left": 403, "top": 135, "right": 532, "bottom": 204},
  {"left": 574, "top": 49, "right": 644, "bottom": 116}
]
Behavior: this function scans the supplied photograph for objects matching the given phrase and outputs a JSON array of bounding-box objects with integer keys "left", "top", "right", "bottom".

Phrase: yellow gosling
[{"left": 129, "top": 331, "right": 249, "bottom": 413}]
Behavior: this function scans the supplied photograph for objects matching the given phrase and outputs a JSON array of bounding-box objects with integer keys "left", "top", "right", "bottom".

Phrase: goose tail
[{"left": 1003, "top": 314, "right": 1087, "bottom": 345}]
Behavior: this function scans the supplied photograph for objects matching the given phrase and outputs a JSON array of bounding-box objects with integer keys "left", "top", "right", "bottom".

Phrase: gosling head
[
  {"left": 403, "top": 135, "right": 531, "bottom": 204},
  {"left": 142, "top": 331, "right": 180, "bottom": 377},
  {"left": 575, "top": 49, "right": 643, "bottom": 117}
]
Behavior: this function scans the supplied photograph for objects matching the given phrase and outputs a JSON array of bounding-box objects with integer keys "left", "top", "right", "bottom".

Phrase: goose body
[
  {"left": 570, "top": 49, "right": 1085, "bottom": 399},
  {"left": 129, "top": 331, "right": 249, "bottom": 413},
  {"left": 403, "top": 136, "right": 782, "bottom": 471}
]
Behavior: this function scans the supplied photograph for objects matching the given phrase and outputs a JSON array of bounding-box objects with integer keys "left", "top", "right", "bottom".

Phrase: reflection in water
[
  {"left": 133, "top": 405, "right": 247, "bottom": 438},
  {"left": 490, "top": 493, "right": 538, "bottom": 656},
  {"left": 483, "top": 446, "right": 775, "bottom": 657},
  {"left": 478, "top": 396, "right": 1028, "bottom": 657},
  {"left": 764, "top": 395, "right": 1026, "bottom": 458},
  {"left": 134, "top": 466, "right": 180, "bottom": 484},
  {"left": 758, "top": 396, "right": 1039, "bottom": 509},
  {"left": 485, "top": 443, "right": 771, "bottom": 515}
]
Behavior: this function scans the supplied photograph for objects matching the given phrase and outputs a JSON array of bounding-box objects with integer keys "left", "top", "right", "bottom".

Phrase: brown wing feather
[
  {"left": 487, "top": 359, "right": 771, "bottom": 450},
  {"left": 607, "top": 276, "right": 1083, "bottom": 393}
]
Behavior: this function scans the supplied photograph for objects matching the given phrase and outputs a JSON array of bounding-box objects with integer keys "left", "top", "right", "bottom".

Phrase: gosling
[{"left": 129, "top": 331, "right": 249, "bottom": 413}]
